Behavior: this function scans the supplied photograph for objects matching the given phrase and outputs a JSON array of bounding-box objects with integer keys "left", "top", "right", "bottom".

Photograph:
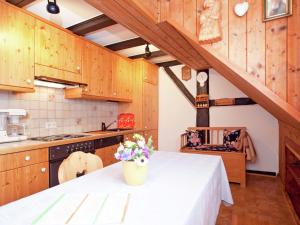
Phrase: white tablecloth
[{"left": 0, "top": 151, "right": 233, "bottom": 225}]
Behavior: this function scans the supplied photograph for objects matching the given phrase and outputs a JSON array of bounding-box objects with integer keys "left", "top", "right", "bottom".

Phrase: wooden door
[
  {"left": 0, "top": 2, "right": 35, "bottom": 91},
  {"left": 35, "top": 20, "right": 82, "bottom": 82},
  {"left": 0, "top": 162, "right": 49, "bottom": 206},
  {"left": 143, "top": 82, "right": 158, "bottom": 130}
]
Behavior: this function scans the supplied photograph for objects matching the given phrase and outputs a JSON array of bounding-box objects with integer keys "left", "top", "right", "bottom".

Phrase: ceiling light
[
  {"left": 47, "top": 0, "right": 60, "bottom": 14},
  {"left": 34, "top": 80, "right": 66, "bottom": 89},
  {"left": 145, "top": 43, "right": 152, "bottom": 58}
]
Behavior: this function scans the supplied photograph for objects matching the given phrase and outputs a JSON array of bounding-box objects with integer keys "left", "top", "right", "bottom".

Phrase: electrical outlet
[{"left": 45, "top": 121, "right": 57, "bottom": 129}]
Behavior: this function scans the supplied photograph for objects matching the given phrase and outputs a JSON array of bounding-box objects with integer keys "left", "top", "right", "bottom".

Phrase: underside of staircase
[{"left": 86, "top": 0, "right": 300, "bottom": 130}]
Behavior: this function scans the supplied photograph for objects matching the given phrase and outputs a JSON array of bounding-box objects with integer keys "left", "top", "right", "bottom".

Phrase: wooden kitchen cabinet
[
  {"left": 35, "top": 19, "right": 83, "bottom": 84},
  {"left": 144, "top": 62, "right": 158, "bottom": 85},
  {"left": 95, "top": 144, "right": 119, "bottom": 167},
  {"left": 112, "top": 54, "right": 133, "bottom": 101},
  {"left": 142, "top": 81, "right": 158, "bottom": 130},
  {"left": 0, "top": 2, "right": 35, "bottom": 92},
  {"left": 0, "top": 148, "right": 49, "bottom": 206}
]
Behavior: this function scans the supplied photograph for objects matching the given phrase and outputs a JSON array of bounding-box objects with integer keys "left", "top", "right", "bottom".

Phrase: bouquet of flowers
[{"left": 114, "top": 133, "right": 154, "bottom": 166}]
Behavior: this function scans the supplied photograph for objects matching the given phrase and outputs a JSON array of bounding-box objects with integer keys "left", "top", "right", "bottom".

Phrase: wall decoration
[
  {"left": 263, "top": 0, "right": 292, "bottom": 21},
  {"left": 198, "top": 0, "right": 222, "bottom": 44},
  {"left": 234, "top": 2, "right": 249, "bottom": 17},
  {"left": 181, "top": 66, "right": 192, "bottom": 81},
  {"left": 197, "top": 71, "right": 208, "bottom": 87}
]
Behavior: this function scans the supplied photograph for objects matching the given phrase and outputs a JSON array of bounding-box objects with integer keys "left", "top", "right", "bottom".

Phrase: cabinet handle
[
  {"left": 25, "top": 156, "right": 31, "bottom": 161},
  {"left": 76, "top": 66, "right": 81, "bottom": 71},
  {"left": 113, "top": 92, "right": 117, "bottom": 96},
  {"left": 26, "top": 79, "right": 32, "bottom": 84},
  {"left": 41, "top": 168, "right": 46, "bottom": 173}
]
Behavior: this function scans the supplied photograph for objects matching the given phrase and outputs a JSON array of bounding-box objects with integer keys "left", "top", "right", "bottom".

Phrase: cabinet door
[
  {"left": 144, "top": 62, "right": 158, "bottom": 85},
  {"left": 35, "top": 20, "right": 82, "bottom": 80},
  {"left": 82, "top": 42, "right": 100, "bottom": 96},
  {"left": 0, "top": 162, "right": 49, "bottom": 206},
  {"left": 112, "top": 55, "right": 132, "bottom": 100},
  {"left": 0, "top": 2, "right": 34, "bottom": 90},
  {"left": 99, "top": 48, "right": 113, "bottom": 97},
  {"left": 143, "top": 82, "right": 158, "bottom": 130},
  {"left": 95, "top": 144, "right": 119, "bottom": 167}
]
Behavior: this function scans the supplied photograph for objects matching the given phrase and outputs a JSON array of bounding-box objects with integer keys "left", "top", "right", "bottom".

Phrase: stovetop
[{"left": 30, "top": 134, "right": 90, "bottom": 142}]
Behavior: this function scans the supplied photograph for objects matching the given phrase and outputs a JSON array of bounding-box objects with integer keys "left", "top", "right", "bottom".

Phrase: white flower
[
  {"left": 134, "top": 156, "right": 148, "bottom": 166},
  {"left": 134, "top": 148, "right": 143, "bottom": 155},
  {"left": 124, "top": 141, "right": 135, "bottom": 148},
  {"left": 117, "top": 143, "right": 125, "bottom": 152},
  {"left": 137, "top": 140, "right": 145, "bottom": 148}
]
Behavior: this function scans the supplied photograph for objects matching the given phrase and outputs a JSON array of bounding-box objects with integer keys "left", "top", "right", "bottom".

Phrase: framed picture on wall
[{"left": 263, "top": 0, "right": 292, "bottom": 21}]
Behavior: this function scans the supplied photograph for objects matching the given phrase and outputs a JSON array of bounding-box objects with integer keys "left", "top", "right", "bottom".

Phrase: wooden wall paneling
[
  {"left": 0, "top": 2, "right": 35, "bottom": 90},
  {"left": 266, "top": 18, "right": 287, "bottom": 100},
  {"left": 287, "top": 0, "right": 300, "bottom": 111},
  {"left": 132, "top": 0, "right": 159, "bottom": 21},
  {"left": 159, "top": 0, "right": 170, "bottom": 21},
  {"left": 183, "top": 0, "right": 197, "bottom": 36},
  {"left": 210, "top": 0, "right": 229, "bottom": 57},
  {"left": 196, "top": 0, "right": 205, "bottom": 38},
  {"left": 246, "top": 0, "right": 266, "bottom": 84},
  {"left": 228, "top": 0, "right": 247, "bottom": 68}
]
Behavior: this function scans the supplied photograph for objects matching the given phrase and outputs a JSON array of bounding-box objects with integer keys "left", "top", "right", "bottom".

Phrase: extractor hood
[{"left": 34, "top": 76, "right": 86, "bottom": 86}]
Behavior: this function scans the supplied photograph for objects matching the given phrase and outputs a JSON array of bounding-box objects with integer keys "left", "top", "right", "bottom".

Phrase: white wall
[
  {"left": 158, "top": 67, "right": 279, "bottom": 173},
  {"left": 158, "top": 65, "right": 197, "bottom": 152}
]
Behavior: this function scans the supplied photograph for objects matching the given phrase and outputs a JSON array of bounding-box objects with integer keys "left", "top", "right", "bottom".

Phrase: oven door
[{"left": 49, "top": 160, "right": 63, "bottom": 187}]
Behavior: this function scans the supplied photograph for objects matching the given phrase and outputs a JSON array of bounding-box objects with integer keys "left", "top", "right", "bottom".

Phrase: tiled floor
[{"left": 216, "top": 174, "right": 297, "bottom": 225}]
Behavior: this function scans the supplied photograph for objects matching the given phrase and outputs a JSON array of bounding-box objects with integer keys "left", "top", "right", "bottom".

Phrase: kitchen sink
[{"left": 86, "top": 128, "right": 132, "bottom": 135}]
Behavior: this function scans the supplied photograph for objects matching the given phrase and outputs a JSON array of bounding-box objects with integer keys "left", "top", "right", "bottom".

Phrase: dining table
[{"left": 0, "top": 151, "right": 233, "bottom": 225}]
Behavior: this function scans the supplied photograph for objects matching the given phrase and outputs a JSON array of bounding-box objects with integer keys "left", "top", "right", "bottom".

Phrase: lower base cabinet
[
  {"left": 0, "top": 161, "right": 49, "bottom": 205},
  {"left": 0, "top": 148, "right": 49, "bottom": 206},
  {"left": 95, "top": 144, "right": 119, "bottom": 167}
]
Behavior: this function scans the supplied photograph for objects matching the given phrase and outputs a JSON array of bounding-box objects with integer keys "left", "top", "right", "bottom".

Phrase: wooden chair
[{"left": 58, "top": 151, "right": 103, "bottom": 184}]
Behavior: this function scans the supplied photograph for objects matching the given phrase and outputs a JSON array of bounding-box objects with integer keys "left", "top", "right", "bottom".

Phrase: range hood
[{"left": 34, "top": 76, "right": 86, "bottom": 86}]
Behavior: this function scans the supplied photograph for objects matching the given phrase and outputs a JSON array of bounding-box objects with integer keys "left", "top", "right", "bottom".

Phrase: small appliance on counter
[
  {"left": 0, "top": 109, "right": 27, "bottom": 143},
  {"left": 117, "top": 113, "right": 135, "bottom": 129}
]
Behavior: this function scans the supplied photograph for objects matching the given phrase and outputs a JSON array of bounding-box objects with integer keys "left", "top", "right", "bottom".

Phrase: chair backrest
[{"left": 58, "top": 151, "right": 103, "bottom": 184}]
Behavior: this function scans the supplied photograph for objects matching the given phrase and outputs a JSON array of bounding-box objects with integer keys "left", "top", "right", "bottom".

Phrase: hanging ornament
[{"left": 234, "top": 1, "right": 249, "bottom": 17}]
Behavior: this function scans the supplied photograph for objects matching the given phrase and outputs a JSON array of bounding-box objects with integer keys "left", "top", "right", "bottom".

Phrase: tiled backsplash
[{"left": 0, "top": 87, "right": 118, "bottom": 137}]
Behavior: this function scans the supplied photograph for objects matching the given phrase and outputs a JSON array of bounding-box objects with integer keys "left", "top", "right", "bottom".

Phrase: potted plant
[{"left": 114, "top": 133, "right": 154, "bottom": 185}]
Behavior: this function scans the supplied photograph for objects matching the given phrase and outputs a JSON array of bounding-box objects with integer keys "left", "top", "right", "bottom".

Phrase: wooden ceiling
[{"left": 85, "top": 0, "right": 300, "bottom": 129}]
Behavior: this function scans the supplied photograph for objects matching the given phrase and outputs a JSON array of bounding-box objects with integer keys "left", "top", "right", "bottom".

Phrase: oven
[{"left": 49, "top": 140, "right": 95, "bottom": 187}]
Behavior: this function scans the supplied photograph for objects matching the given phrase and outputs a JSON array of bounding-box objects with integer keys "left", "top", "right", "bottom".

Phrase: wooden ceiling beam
[
  {"left": 105, "top": 37, "right": 147, "bottom": 51},
  {"left": 156, "top": 60, "right": 181, "bottom": 67},
  {"left": 6, "top": 0, "right": 35, "bottom": 7},
  {"left": 129, "top": 50, "right": 167, "bottom": 59},
  {"left": 67, "top": 14, "right": 117, "bottom": 36}
]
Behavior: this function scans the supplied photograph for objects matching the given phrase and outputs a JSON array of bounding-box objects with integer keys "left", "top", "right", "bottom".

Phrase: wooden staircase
[{"left": 85, "top": 0, "right": 300, "bottom": 129}]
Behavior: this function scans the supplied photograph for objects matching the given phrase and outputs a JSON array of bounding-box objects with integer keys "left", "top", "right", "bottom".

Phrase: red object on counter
[{"left": 118, "top": 113, "right": 135, "bottom": 129}]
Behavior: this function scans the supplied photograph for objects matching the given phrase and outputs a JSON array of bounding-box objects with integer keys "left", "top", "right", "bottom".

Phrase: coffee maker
[{"left": 0, "top": 109, "right": 27, "bottom": 143}]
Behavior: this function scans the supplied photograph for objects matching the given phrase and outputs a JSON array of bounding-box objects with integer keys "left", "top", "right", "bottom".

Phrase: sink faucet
[{"left": 101, "top": 120, "right": 116, "bottom": 131}]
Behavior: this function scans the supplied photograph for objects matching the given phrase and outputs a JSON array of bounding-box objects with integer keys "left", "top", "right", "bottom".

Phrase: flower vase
[{"left": 122, "top": 161, "right": 148, "bottom": 186}]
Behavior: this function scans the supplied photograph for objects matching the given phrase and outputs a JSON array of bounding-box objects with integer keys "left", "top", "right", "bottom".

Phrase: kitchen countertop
[{"left": 0, "top": 129, "right": 147, "bottom": 155}]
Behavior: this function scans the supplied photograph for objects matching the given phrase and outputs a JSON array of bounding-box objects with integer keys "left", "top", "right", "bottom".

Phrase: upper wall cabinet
[
  {"left": 35, "top": 20, "right": 83, "bottom": 84},
  {"left": 112, "top": 55, "right": 133, "bottom": 101},
  {"left": 0, "top": 2, "right": 35, "bottom": 92},
  {"left": 65, "top": 41, "right": 132, "bottom": 102},
  {"left": 143, "top": 60, "right": 158, "bottom": 85}
]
